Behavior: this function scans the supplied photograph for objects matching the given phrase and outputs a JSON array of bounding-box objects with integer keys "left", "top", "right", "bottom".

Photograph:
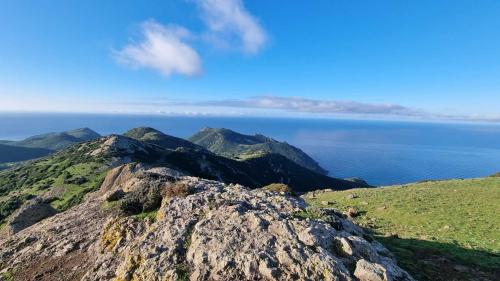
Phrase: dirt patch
[{"left": 12, "top": 251, "right": 91, "bottom": 281}]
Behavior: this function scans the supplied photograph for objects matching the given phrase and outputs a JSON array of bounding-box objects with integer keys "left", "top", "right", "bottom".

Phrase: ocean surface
[{"left": 1, "top": 113, "right": 500, "bottom": 186}]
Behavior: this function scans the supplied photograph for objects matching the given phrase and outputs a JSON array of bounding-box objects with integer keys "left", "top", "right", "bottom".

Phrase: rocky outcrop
[
  {"left": 0, "top": 164, "right": 413, "bottom": 281},
  {"left": 4, "top": 197, "right": 57, "bottom": 235}
]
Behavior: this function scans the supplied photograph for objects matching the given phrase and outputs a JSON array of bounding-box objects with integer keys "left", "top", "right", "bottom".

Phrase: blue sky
[{"left": 1, "top": 0, "right": 499, "bottom": 121}]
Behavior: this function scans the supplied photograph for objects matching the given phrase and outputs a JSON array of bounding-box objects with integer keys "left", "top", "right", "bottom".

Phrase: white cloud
[
  {"left": 116, "top": 20, "right": 202, "bottom": 77},
  {"left": 190, "top": 96, "right": 421, "bottom": 116},
  {"left": 196, "top": 0, "right": 268, "bottom": 54},
  {"left": 115, "top": 1, "right": 267, "bottom": 77}
]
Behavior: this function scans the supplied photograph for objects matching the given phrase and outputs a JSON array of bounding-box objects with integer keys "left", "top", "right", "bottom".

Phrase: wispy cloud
[
  {"left": 195, "top": 0, "right": 268, "bottom": 54},
  {"left": 115, "top": 20, "right": 202, "bottom": 77},
  {"left": 185, "top": 96, "right": 421, "bottom": 116}
]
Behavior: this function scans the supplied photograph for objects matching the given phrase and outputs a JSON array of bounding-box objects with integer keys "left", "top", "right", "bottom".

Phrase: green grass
[
  {"left": 133, "top": 209, "right": 158, "bottom": 222},
  {"left": 1, "top": 271, "right": 14, "bottom": 281},
  {"left": 307, "top": 177, "right": 500, "bottom": 280},
  {"left": 49, "top": 163, "right": 106, "bottom": 211},
  {"left": 0, "top": 142, "right": 108, "bottom": 224},
  {"left": 294, "top": 207, "right": 325, "bottom": 220}
]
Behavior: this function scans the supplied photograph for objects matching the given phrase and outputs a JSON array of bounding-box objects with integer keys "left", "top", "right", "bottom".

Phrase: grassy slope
[
  {"left": 308, "top": 177, "right": 500, "bottom": 280},
  {"left": 0, "top": 143, "right": 107, "bottom": 225}
]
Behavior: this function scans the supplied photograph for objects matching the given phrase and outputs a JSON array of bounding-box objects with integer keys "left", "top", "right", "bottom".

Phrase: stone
[
  {"left": 5, "top": 197, "right": 58, "bottom": 235},
  {"left": 0, "top": 165, "right": 414, "bottom": 281},
  {"left": 354, "top": 259, "right": 387, "bottom": 281},
  {"left": 347, "top": 207, "right": 359, "bottom": 218},
  {"left": 346, "top": 194, "right": 358, "bottom": 199}
]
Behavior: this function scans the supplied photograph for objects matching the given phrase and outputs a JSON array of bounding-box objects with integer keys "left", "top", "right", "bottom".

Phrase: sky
[{"left": 1, "top": 0, "right": 499, "bottom": 121}]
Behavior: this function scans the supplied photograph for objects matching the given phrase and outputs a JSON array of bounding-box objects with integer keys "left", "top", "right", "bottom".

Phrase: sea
[{"left": 1, "top": 112, "right": 500, "bottom": 186}]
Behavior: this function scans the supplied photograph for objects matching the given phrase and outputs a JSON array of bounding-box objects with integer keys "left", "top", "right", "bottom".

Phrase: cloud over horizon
[
  {"left": 185, "top": 96, "right": 421, "bottom": 116},
  {"left": 116, "top": 21, "right": 202, "bottom": 77}
]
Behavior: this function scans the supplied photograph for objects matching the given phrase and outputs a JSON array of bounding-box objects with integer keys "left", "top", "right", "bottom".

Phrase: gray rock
[
  {"left": 355, "top": 259, "right": 387, "bottom": 281},
  {"left": 0, "top": 165, "right": 414, "bottom": 281},
  {"left": 5, "top": 197, "right": 57, "bottom": 235}
]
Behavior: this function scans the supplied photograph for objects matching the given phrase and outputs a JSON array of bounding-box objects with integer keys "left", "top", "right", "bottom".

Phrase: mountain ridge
[
  {"left": 2, "top": 127, "right": 101, "bottom": 151},
  {"left": 123, "top": 127, "right": 201, "bottom": 151},
  {"left": 0, "top": 130, "right": 368, "bottom": 230},
  {"left": 189, "top": 127, "right": 328, "bottom": 175}
]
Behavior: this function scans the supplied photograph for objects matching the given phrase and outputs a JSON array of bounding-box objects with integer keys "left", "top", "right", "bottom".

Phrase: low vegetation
[
  {"left": 0, "top": 142, "right": 107, "bottom": 224},
  {"left": 261, "top": 183, "right": 293, "bottom": 194},
  {"left": 133, "top": 209, "right": 158, "bottom": 222},
  {"left": 307, "top": 177, "right": 500, "bottom": 281},
  {"left": 119, "top": 182, "right": 163, "bottom": 215}
]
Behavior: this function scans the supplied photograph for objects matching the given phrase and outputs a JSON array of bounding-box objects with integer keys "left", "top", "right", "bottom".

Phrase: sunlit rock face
[{"left": 0, "top": 165, "right": 413, "bottom": 281}]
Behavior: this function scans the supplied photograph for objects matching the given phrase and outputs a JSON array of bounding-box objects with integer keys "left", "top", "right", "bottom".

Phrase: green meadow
[{"left": 307, "top": 177, "right": 500, "bottom": 280}]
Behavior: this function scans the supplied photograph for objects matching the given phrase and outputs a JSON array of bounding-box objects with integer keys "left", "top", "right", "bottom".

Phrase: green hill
[
  {"left": 7, "top": 128, "right": 100, "bottom": 151},
  {"left": 123, "top": 127, "right": 201, "bottom": 150},
  {"left": 306, "top": 178, "right": 500, "bottom": 281},
  {"left": 123, "top": 127, "right": 360, "bottom": 192},
  {"left": 189, "top": 127, "right": 328, "bottom": 175}
]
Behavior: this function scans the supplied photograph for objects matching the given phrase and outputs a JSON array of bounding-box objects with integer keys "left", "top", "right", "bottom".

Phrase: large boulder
[{"left": 4, "top": 197, "right": 57, "bottom": 235}]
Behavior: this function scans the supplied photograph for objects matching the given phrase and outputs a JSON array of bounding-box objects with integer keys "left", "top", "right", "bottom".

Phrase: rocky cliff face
[{"left": 0, "top": 164, "right": 412, "bottom": 281}]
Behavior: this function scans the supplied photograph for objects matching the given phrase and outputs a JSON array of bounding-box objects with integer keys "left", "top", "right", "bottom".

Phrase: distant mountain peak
[
  {"left": 189, "top": 127, "right": 328, "bottom": 175},
  {"left": 123, "top": 127, "right": 200, "bottom": 151},
  {"left": 2, "top": 128, "right": 101, "bottom": 152},
  {"left": 123, "top": 127, "right": 165, "bottom": 138}
]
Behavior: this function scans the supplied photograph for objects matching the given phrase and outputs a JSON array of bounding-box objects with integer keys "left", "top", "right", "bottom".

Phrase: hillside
[
  {"left": 10, "top": 128, "right": 100, "bottom": 150},
  {"left": 0, "top": 133, "right": 367, "bottom": 229},
  {"left": 123, "top": 127, "right": 201, "bottom": 150},
  {"left": 0, "top": 165, "right": 414, "bottom": 281},
  {"left": 0, "top": 144, "right": 52, "bottom": 163},
  {"left": 189, "top": 127, "right": 328, "bottom": 175},
  {"left": 306, "top": 178, "right": 500, "bottom": 281}
]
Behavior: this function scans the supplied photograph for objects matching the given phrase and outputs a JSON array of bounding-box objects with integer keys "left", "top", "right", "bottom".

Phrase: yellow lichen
[
  {"left": 156, "top": 210, "right": 165, "bottom": 221},
  {"left": 101, "top": 218, "right": 125, "bottom": 252},
  {"left": 116, "top": 254, "right": 144, "bottom": 281}
]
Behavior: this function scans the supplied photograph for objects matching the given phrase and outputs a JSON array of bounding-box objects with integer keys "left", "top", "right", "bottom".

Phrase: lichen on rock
[{"left": 0, "top": 164, "right": 414, "bottom": 281}]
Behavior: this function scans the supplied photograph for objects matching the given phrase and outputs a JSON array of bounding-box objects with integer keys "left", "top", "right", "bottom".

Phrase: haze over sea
[{"left": 1, "top": 113, "right": 500, "bottom": 186}]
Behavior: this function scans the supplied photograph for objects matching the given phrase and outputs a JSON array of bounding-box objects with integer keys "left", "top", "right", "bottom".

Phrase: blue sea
[{"left": 1, "top": 113, "right": 500, "bottom": 186}]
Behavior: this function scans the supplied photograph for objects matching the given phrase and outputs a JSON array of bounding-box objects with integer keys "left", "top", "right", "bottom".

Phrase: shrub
[
  {"left": 262, "top": 183, "right": 294, "bottom": 194},
  {"left": 162, "top": 181, "right": 194, "bottom": 198},
  {"left": 64, "top": 176, "right": 88, "bottom": 185},
  {"left": 120, "top": 182, "right": 163, "bottom": 215},
  {"left": 120, "top": 196, "right": 143, "bottom": 215}
]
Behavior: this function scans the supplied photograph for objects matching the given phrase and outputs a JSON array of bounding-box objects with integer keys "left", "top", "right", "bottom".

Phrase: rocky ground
[{"left": 0, "top": 164, "right": 414, "bottom": 281}]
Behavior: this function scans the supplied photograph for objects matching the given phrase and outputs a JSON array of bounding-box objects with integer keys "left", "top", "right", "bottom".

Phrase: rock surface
[
  {"left": 3, "top": 197, "right": 58, "bottom": 235},
  {"left": 0, "top": 164, "right": 414, "bottom": 281}
]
